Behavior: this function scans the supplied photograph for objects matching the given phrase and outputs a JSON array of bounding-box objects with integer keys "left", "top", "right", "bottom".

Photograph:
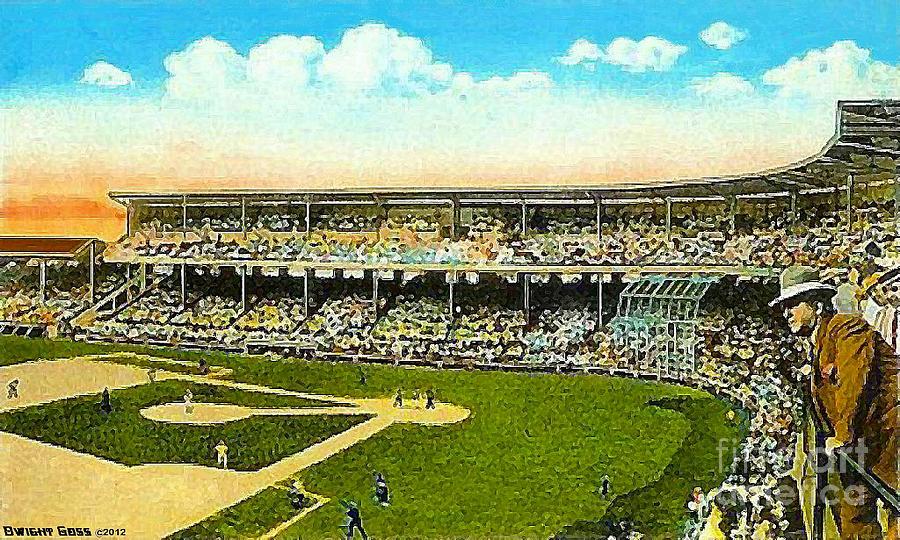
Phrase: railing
[
  {"left": 807, "top": 402, "right": 899, "bottom": 540},
  {"left": 71, "top": 268, "right": 154, "bottom": 329}
]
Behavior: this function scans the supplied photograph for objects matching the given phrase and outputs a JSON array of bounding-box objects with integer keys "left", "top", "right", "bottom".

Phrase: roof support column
[
  {"left": 182, "top": 195, "right": 188, "bottom": 229},
  {"left": 240, "top": 265, "right": 247, "bottom": 312},
  {"left": 449, "top": 279, "right": 455, "bottom": 323},
  {"left": 180, "top": 263, "right": 186, "bottom": 310},
  {"left": 140, "top": 262, "right": 147, "bottom": 291},
  {"left": 39, "top": 260, "right": 46, "bottom": 303},
  {"left": 520, "top": 202, "right": 527, "bottom": 237},
  {"left": 665, "top": 197, "right": 673, "bottom": 240},
  {"left": 303, "top": 269, "right": 309, "bottom": 320},
  {"left": 596, "top": 198, "right": 603, "bottom": 241},
  {"left": 523, "top": 273, "right": 530, "bottom": 325},
  {"left": 790, "top": 191, "right": 798, "bottom": 224},
  {"left": 372, "top": 271, "right": 379, "bottom": 317},
  {"left": 305, "top": 202, "right": 311, "bottom": 239},
  {"left": 846, "top": 174, "right": 854, "bottom": 233},
  {"left": 894, "top": 176, "right": 900, "bottom": 224},
  {"left": 126, "top": 202, "right": 134, "bottom": 237},
  {"left": 89, "top": 241, "right": 95, "bottom": 305},
  {"left": 832, "top": 187, "right": 840, "bottom": 232},
  {"left": 450, "top": 198, "right": 460, "bottom": 240},
  {"left": 597, "top": 274, "right": 604, "bottom": 327},
  {"left": 728, "top": 196, "right": 737, "bottom": 237},
  {"left": 377, "top": 202, "right": 385, "bottom": 242},
  {"left": 126, "top": 263, "right": 132, "bottom": 302},
  {"left": 241, "top": 197, "right": 247, "bottom": 239}
]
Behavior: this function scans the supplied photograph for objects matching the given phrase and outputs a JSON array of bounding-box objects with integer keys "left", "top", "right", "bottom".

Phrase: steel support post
[
  {"left": 241, "top": 197, "right": 247, "bottom": 239},
  {"left": 240, "top": 265, "right": 247, "bottom": 312},
  {"left": 521, "top": 203, "right": 527, "bottom": 236},
  {"left": 126, "top": 202, "right": 134, "bottom": 237},
  {"left": 894, "top": 176, "right": 900, "bottom": 224},
  {"left": 597, "top": 275, "right": 604, "bottom": 327},
  {"left": 180, "top": 263, "right": 186, "bottom": 309},
  {"left": 373, "top": 272, "right": 379, "bottom": 316},
  {"left": 305, "top": 202, "right": 311, "bottom": 238},
  {"left": 846, "top": 174, "right": 854, "bottom": 232},
  {"left": 665, "top": 197, "right": 673, "bottom": 240},
  {"left": 303, "top": 269, "right": 309, "bottom": 319},
  {"left": 39, "top": 261, "right": 47, "bottom": 303},
  {"left": 790, "top": 191, "right": 798, "bottom": 223},
  {"left": 523, "top": 274, "right": 530, "bottom": 324},
  {"left": 728, "top": 196, "right": 737, "bottom": 236},
  {"left": 449, "top": 280, "right": 455, "bottom": 321},
  {"left": 89, "top": 241, "right": 95, "bottom": 304}
]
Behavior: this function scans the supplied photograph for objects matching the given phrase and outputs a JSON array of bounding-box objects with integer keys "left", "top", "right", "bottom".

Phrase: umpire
[{"left": 771, "top": 266, "right": 898, "bottom": 538}]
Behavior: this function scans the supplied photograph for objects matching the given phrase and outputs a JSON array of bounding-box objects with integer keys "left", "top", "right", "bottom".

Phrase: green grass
[
  {"left": 555, "top": 395, "right": 749, "bottom": 538},
  {"left": 166, "top": 483, "right": 316, "bottom": 540},
  {"left": 0, "top": 379, "right": 369, "bottom": 471},
  {"left": 0, "top": 336, "right": 746, "bottom": 538},
  {"left": 0, "top": 335, "right": 136, "bottom": 366}
]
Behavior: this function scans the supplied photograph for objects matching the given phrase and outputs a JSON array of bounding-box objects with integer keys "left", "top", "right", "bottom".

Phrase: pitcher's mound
[{"left": 142, "top": 403, "right": 253, "bottom": 424}]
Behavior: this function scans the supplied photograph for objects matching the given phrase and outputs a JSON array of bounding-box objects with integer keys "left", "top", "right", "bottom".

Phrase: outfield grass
[
  {"left": 0, "top": 378, "right": 369, "bottom": 471},
  {"left": 167, "top": 482, "right": 317, "bottom": 540},
  {"left": 0, "top": 336, "right": 746, "bottom": 538}
]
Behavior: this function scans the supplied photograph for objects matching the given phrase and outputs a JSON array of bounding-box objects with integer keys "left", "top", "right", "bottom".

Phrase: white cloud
[
  {"left": 161, "top": 25, "right": 552, "bottom": 104},
  {"left": 699, "top": 22, "right": 748, "bottom": 50},
  {"left": 557, "top": 36, "right": 687, "bottom": 72},
  {"left": 164, "top": 37, "right": 246, "bottom": 100},
  {"left": 556, "top": 38, "right": 603, "bottom": 69},
  {"left": 452, "top": 71, "right": 553, "bottom": 97},
  {"left": 247, "top": 35, "right": 325, "bottom": 92},
  {"left": 762, "top": 40, "right": 900, "bottom": 100},
  {"left": 79, "top": 61, "right": 132, "bottom": 87},
  {"left": 691, "top": 72, "right": 754, "bottom": 98},
  {"left": 604, "top": 36, "right": 688, "bottom": 72},
  {"left": 319, "top": 23, "right": 453, "bottom": 95}
]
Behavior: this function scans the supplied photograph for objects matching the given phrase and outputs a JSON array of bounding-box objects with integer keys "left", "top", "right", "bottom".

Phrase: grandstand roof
[
  {"left": 109, "top": 100, "right": 899, "bottom": 205},
  {"left": 0, "top": 237, "right": 97, "bottom": 259}
]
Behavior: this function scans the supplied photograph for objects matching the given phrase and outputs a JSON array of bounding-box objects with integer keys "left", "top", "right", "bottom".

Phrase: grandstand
[
  {"left": 0, "top": 236, "right": 114, "bottom": 337},
  {"left": 2, "top": 99, "right": 898, "bottom": 539},
  {"left": 74, "top": 100, "right": 898, "bottom": 367}
]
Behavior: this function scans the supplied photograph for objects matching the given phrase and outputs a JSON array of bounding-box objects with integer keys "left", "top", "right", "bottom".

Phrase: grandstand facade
[
  {"left": 0, "top": 236, "right": 108, "bottom": 337},
  {"left": 70, "top": 100, "right": 898, "bottom": 372}
]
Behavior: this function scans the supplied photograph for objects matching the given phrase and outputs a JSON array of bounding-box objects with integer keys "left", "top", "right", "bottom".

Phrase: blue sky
[{"left": 2, "top": 0, "right": 898, "bottom": 95}]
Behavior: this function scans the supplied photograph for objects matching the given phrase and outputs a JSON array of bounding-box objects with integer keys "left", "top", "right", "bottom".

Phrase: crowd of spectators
[
  {"left": 0, "top": 258, "right": 122, "bottom": 334},
  {"left": 106, "top": 198, "right": 900, "bottom": 271},
  {"left": 234, "top": 295, "right": 306, "bottom": 342},
  {"left": 680, "top": 296, "right": 807, "bottom": 540}
]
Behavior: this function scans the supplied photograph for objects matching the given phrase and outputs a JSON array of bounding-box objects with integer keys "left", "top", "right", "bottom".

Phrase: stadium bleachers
[{"left": 4, "top": 100, "right": 898, "bottom": 540}]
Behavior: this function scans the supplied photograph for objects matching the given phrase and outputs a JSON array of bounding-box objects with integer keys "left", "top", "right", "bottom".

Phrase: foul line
[{"left": 257, "top": 496, "right": 330, "bottom": 540}]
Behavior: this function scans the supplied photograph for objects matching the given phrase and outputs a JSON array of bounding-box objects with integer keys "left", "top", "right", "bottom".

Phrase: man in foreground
[{"left": 771, "top": 266, "right": 898, "bottom": 539}]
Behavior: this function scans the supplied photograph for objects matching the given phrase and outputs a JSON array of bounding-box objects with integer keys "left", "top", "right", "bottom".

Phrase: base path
[{"left": 0, "top": 356, "right": 470, "bottom": 539}]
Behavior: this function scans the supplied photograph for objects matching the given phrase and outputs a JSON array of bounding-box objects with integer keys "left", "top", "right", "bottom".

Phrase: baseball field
[{"left": 0, "top": 335, "right": 745, "bottom": 539}]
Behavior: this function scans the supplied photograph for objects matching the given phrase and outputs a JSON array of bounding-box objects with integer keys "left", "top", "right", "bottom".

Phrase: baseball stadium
[{"left": 1, "top": 100, "right": 898, "bottom": 539}]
